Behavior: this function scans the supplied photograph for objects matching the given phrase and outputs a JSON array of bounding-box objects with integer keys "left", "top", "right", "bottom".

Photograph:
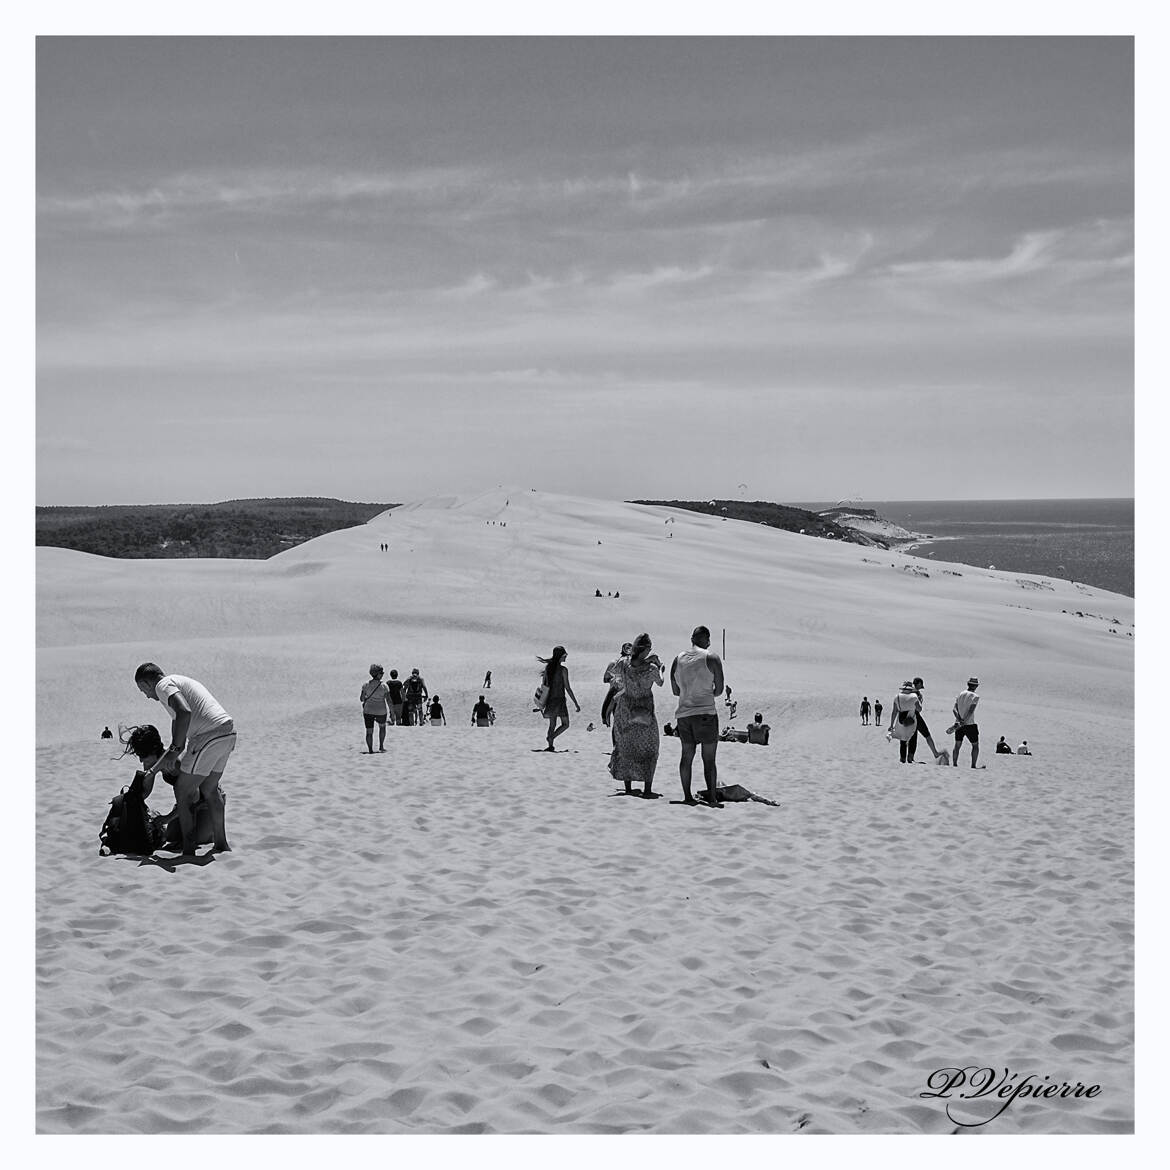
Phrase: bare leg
[
  {"left": 549, "top": 714, "right": 570, "bottom": 746},
  {"left": 971, "top": 741, "right": 980, "bottom": 768},
  {"left": 198, "top": 771, "right": 230, "bottom": 851},
  {"left": 364, "top": 723, "right": 374, "bottom": 752},
  {"left": 172, "top": 770, "right": 203, "bottom": 855},
  {"left": 700, "top": 741, "right": 721, "bottom": 805},
  {"left": 378, "top": 720, "right": 387, "bottom": 751},
  {"left": 952, "top": 734, "right": 961, "bottom": 765},
  {"left": 679, "top": 741, "right": 697, "bottom": 802}
]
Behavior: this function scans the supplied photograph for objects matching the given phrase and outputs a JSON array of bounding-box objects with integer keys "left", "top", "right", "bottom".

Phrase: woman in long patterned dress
[{"left": 610, "top": 632, "right": 665, "bottom": 797}]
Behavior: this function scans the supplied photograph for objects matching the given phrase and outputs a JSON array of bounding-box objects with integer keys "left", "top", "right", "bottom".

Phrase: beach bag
[
  {"left": 99, "top": 772, "right": 158, "bottom": 856},
  {"left": 890, "top": 700, "right": 918, "bottom": 742}
]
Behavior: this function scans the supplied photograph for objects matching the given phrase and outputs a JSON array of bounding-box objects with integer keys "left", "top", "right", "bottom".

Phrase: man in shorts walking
[
  {"left": 951, "top": 676, "right": 981, "bottom": 768},
  {"left": 134, "top": 662, "right": 235, "bottom": 854},
  {"left": 670, "top": 626, "right": 725, "bottom": 807}
]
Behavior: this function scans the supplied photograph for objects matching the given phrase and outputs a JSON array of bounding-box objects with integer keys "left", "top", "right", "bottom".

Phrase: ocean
[{"left": 798, "top": 499, "right": 1135, "bottom": 598}]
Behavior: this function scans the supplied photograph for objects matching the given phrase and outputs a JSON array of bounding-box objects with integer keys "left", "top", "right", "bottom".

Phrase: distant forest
[
  {"left": 629, "top": 500, "right": 883, "bottom": 546},
  {"left": 36, "top": 498, "right": 396, "bottom": 560}
]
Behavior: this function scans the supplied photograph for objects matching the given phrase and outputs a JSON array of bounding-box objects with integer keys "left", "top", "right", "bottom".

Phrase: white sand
[{"left": 36, "top": 489, "right": 1133, "bottom": 1133}]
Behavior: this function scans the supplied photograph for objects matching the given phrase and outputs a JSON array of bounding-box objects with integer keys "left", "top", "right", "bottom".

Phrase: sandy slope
[{"left": 36, "top": 489, "right": 1133, "bottom": 1133}]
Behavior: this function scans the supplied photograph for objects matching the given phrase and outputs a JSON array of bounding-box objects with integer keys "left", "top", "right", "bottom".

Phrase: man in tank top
[{"left": 670, "top": 625, "right": 726, "bottom": 807}]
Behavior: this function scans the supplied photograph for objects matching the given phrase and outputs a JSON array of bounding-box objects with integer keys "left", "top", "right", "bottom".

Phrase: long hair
[
  {"left": 537, "top": 645, "right": 567, "bottom": 681},
  {"left": 116, "top": 723, "right": 164, "bottom": 762},
  {"left": 630, "top": 632, "right": 652, "bottom": 662}
]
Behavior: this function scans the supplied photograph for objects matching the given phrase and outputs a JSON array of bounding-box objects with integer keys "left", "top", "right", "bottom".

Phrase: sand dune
[{"left": 36, "top": 489, "right": 1133, "bottom": 1133}]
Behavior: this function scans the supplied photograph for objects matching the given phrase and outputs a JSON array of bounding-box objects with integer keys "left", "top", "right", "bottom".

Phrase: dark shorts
[
  {"left": 391, "top": 703, "right": 404, "bottom": 723},
  {"left": 954, "top": 723, "right": 979, "bottom": 744},
  {"left": 363, "top": 712, "right": 387, "bottom": 729},
  {"left": 676, "top": 713, "right": 719, "bottom": 745}
]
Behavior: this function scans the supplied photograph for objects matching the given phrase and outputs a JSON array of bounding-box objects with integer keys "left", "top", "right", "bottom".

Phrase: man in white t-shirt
[
  {"left": 134, "top": 662, "right": 235, "bottom": 854},
  {"left": 951, "top": 677, "right": 981, "bottom": 769},
  {"left": 670, "top": 625, "right": 726, "bottom": 807}
]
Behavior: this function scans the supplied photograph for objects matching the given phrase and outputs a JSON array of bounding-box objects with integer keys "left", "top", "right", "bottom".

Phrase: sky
[{"left": 36, "top": 36, "right": 1134, "bottom": 505}]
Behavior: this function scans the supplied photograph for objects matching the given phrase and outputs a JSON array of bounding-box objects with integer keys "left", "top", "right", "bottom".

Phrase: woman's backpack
[{"left": 99, "top": 772, "right": 159, "bottom": 856}]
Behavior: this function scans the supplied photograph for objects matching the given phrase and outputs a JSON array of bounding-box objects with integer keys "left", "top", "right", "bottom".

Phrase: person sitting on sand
[
  {"left": 131, "top": 662, "right": 234, "bottom": 855},
  {"left": 1016, "top": 740, "right": 1031, "bottom": 755},
  {"left": 472, "top": 695, "right": 493, "bottom": 727},
  {"left": 101, "top": 725, "right": 113, "bottom": 740},
  {"left": 427, "top": 695, "right": 447, "bottom": 726},
  {"left": 609, "top": 632, "right": 665, "bottom": 797},
  {"left": 671, "top": 625, "right": 725, "bottom": 807},
  {"left": 360, "top": 664, "right": 391, "bottom": 753},
  {"left": 537, "top": 645, "right": 580, "bottom": 751},
  {"left": 996, "top": 735, "right": 1014, "bottom": 754},
  {"left": 746, "top": 712, "right": 771, "bottom": 745},
  {"left": 117, "top": 724, "right": 216, "bottom": 848}
]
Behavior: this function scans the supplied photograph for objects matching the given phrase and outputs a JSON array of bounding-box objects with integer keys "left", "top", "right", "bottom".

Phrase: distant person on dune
[
  {"left": 386, "top": 669, "right": 405, "bottom": 726},
  {"left": 483, "top": 670, "right": 492, "bottom": 689},
  {"left": 609, "top": 632, "right": 665, "bottom": 797},
  {"left": 537, "top": 645, "right": 580, "bottom": 752},
  {"left": 472, "top": 695, "right": 493, "bottom": 727},
  {"left": 950, "top": 677, "right": 981, "bottom": 768},
  {"left": 428, "top": 695, "right": 447, "bottom": 726},
  {"left": 671, "top": 625, "right": 725, "bottom": 807},
  {"left": 360, "top": 664, "right": 391, "bottom": 753},
  {"left": 1016, "top": 740, "right": 1031, "bottom": 755},
  {"left": 133, "top": 663, "right": 234, "bottom": 855},
  {"left": 873, "top": 698, "right": 883, "bottom": 725},
  {"left": 996, "top": 736, "right": 1013, "bottom": 754},
  {"left": 101, "top": 726, "right": 113, "bottom": 740},
  {"left": 860, "top": 696, "right": 871, "bottom": 725}
]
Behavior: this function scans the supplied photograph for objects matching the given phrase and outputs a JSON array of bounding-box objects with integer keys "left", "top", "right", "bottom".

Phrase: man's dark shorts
[
  {"left": 954, "top": 723, "right": 979, "bottom": 744},
  {"left": 363, "top": 712, "right": 387, "bottom": 729},
  {"left": 676, "top": 713, "right": 719, "bottom": 745}
]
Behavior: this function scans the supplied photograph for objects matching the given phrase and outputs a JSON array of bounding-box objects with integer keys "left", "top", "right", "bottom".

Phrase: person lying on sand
[{"left": 708, "top": 784, "right": 780, "bottom": 807}]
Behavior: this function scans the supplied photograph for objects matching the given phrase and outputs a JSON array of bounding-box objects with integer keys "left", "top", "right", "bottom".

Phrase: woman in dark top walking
[{"left": 538, "top": 645, "right": 580, "bottom": 751}]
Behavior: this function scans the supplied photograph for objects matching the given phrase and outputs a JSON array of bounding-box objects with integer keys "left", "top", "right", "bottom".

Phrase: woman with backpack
[
  {"left": 537, "top": 645, "right": 580, "bottom": 752},
  {"left": 360, "top": 664, "right": 391, "bottom": 752},
  {"left": 608, "top": 632, "right": 665, "bottom": 796},
  {"left": 886, "top": 681, "right": 921, "bottom": 763}
]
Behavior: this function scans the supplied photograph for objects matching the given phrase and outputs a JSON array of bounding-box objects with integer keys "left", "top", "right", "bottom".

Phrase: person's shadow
[{"left": 126, "top": 851, "right": 218, "bottom": 871}]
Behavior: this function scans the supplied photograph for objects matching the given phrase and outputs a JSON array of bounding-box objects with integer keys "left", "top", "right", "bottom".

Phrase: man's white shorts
[{"left": 182, "top": 728, "right": 237, "bottom": 777}]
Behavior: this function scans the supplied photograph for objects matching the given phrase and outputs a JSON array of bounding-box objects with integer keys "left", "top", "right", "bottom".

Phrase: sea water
[{"left": 801, "top": 499, "right": 1134, "bottom": 598}]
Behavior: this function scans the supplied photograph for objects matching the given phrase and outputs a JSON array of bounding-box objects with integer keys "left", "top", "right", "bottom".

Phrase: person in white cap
[{"left": 951, "top": 677, "right": 981, "bottom": 768}]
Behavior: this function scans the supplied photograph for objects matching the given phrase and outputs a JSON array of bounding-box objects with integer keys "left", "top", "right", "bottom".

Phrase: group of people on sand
[
  {"left": 359, "top": 664, "right": 445, "bottom": 749},
  {"left": 536, "top": 625, "right": 732, "bottom": 806},
  {"left": 885, "top": 675, "right": 983, "bottom": 768}
]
